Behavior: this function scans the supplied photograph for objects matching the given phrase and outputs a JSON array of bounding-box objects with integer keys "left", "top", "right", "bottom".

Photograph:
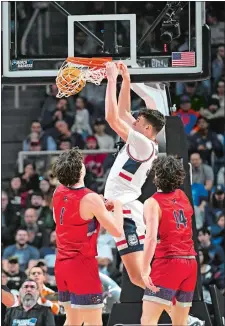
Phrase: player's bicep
[
  {"left": 108, "top": 117, "right": 131, "bottom": 142},
  {"left": 144, "top": 198, "right": 159, "bottom": 241}
]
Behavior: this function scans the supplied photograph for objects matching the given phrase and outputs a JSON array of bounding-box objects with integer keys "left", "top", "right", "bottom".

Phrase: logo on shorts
[
  {"left": 92, "top": 295, "right": 102, "bottom": 304},
  {"left": 127, "top": 233, "right": 138, "bottom": 246}
]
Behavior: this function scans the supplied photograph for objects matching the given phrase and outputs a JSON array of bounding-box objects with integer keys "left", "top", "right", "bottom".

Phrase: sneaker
[{"left": 188, "top": 315, "right": 205, "bottom": 326}]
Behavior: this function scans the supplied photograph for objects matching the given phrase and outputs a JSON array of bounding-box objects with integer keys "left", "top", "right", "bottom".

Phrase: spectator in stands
[
  {"left": 199, "top": 248, "right": 217, "bottom": 304},
  {"left": 2, "top": 228, "right": 40, "bottom": 272},
  {"left": 7, "top": 176, "right": 27, "bottom": 210},
  {"left": 190, "top": 152, "right": 214, "bottom": 191},
  {"left": 4, "top": 257, "right": 27, "bottom": 291},
  {"left": 23, "top": 120, "right": 57, "bottom": 151},
  {"left": 175, "top": 82, "right": 206, "bottom": 111},
  {"left": 212, "top": 45, "right": 224, "bottom": 86},
  {"left": 23, "top": 208, "right": 49, "bottom": 249},
  {"left": 211, "top": 212, "right": 224, "bottom": 247},
  {"left": 172, "top": 95, "right": 200, "bottom": 134},
  {"left": 206, "top": 11, "right": 225, "bottom": 46},
  {"left": 39, "top": 231, "right": 56, "bottom": 276},
  {"left": 35, "top": 261, "right": 55, "bottom": 288},
  {"left": 93, "top": 118, "right": 115, "bottom": 149},
  {"left": 28, "top": 192, "right": 54, "bottom": 231},
  {"left": 198, "top": 227, "right": 225, "bottom": 266},
  {"left": 97, "top": 227, "right": 116, "bottom": 277},
  {"left": 28, "top": 266, "right": 60, "bottom": 315},
  {"left": 39, "top": 178, "right": 54, "bottom": 209},
  {"left": 4, "top": 279, "right": 55, "bottom": 326},
  {"left": 55, "top": 120, "right": 85, "bottom": 149},
  {"left": 212, "top": 79, "right": 225, "bottom": 111},
  {"left": 194, "top": 199, "right": 207, "bottom": 230},
  {"left": 199, "top": 97, "right": 225, "bottom": 134},
  {"left": 58, "top": 138, "right": 72, "bottom": 151},
  {"left": 20, "top": 162, "right": 40, "bottom": 192},
  {"left": 41, "top": 84, "right": 75, "bottom": 115},
  {"left": 209, "top": 185, "right": 225, "bottom": 210},
  {"left": 71, "top": 96, "right": 92, "bottom": 139},
  {"left": 2, "top": 191, "right": 21, "bottom": 247},
  {"left": 188, "top": 116, "right": 224, "bottom": 165},
  {"left": 41, "top": 98, "right": 74, "bottom": 133},
  {"left": 217, "top": 166, "right": 225, "bottom": 185},
  {"left": 84, "top": 136, "right": 107, "bottom": 178}
]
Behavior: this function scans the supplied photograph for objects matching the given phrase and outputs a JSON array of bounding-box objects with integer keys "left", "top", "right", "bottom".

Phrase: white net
[{"left": 56, "top": 60, "right": 107, "bottom": 98}]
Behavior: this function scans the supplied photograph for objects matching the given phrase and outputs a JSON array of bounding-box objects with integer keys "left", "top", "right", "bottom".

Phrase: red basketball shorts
[
  {"left": 143, "top": 257, "right": 197, "bottom": 307},
  {"left": 55, "top": 255, "right": 103, "bottom": 309}
]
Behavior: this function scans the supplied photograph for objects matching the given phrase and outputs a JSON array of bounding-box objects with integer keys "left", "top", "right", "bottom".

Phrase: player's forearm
[
  {"left": 118, "top": 79, "right": 131, "bottom": 116},
  {"left": 105, "top": 80, "right": 119, "bottom": 122},
  {"left": 142, "top": 238, "right": 157, "bottom": 273}
]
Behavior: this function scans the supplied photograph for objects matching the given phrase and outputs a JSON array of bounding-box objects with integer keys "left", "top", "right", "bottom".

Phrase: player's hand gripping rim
[
  {"left": 117, "top": 61, "right": 130, "bottom": 82},
  {"left": 106, "top": 62, "right": 119, "bottom": 82},
  {"left": 141, "top": 270, "right": 160, "bottom": 293}
]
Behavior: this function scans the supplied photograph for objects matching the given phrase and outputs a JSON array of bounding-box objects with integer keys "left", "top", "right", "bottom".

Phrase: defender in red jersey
[
  {"left": 141, "top": 156, "right": 198, "bottom": 326},
  {"left": 52, "top": 148, "right": 123, "bottom": 326}
]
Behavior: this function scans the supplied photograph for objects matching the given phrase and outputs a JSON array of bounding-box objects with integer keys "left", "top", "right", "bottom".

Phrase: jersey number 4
[{"left": 173, "top": 209, "right": 187, "bottom": 229}]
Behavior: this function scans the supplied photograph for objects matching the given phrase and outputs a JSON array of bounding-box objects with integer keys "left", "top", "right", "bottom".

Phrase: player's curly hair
[
  {"left": 151, "top": 155, "right": 185, "bottom": 193},
  {"left": 138, "top": 109, "right": 165, "bottom": 133},
  {"left": 52, "top": 147, "right": 83, "bottom": 186}
]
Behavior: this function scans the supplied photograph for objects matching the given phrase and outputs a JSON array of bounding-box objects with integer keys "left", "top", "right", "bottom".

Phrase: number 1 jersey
[
  {"left": 53, "top": 185, "right": 100, "bottom": 261},
  {"left": 152, "top": 189, "right": 197, "bottom": 258}
]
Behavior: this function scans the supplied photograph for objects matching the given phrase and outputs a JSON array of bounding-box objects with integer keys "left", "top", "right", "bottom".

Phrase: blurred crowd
[{"left": 2, "top": 0, "right": 224, "bottom": 318}]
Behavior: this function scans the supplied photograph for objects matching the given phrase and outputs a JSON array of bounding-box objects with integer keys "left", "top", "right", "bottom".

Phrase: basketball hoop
[{"left": 56, "top": 57, "right": 112, "bottom": 98}]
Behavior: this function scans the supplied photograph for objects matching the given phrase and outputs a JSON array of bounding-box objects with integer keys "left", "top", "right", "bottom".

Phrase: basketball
[{"left": 56, "top": 67, "right": 86, "bottom": 96}]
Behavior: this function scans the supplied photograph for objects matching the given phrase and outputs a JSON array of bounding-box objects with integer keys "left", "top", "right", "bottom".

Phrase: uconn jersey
[{"left": 104, "top": 129, "right": 157, "bottom": 204}]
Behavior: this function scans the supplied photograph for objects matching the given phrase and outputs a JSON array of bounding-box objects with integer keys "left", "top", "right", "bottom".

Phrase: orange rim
[{"left": 66, "top": 57, "right": 112, "bottom": 68}]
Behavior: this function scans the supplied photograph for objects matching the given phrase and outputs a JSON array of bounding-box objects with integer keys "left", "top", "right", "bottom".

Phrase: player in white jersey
[
  {"left": 104, "top": 62, "right": 205, "bottom": 326},
  {"left": 104, "top": 62, "right": 165, "bottom": 288}
]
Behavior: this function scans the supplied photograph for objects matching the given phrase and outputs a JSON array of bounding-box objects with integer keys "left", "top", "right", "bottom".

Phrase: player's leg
[
  {"left": 66, "top": 255, "right": 104, "bottom": 326},
  {"left": 121, "top": 251, "right": 145, "bottom": 289},
  {"left": 63, "top": 306, "right": 102, "bottom": 326},
  {"left": 116, "top": 201, "right": 146, "bottom": 288},
  {"left": 175, "top": 258, "right": 201, "bottom": 326},
  {"left": 141, "top": 300, "right": 167, "bottom": 325},
  {"left": 171, "top": 305, "right": 190, "bottom": 326},
  {"left": 54, "top": 260, "right": 72, "bottom": 325}
]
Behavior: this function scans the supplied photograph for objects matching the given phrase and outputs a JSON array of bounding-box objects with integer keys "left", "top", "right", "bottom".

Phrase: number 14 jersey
[{"left": 152, "top": 189, "right": 197, "bottom": 258}]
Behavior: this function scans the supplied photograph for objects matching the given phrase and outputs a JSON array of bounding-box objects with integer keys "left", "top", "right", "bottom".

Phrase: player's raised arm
[
  {"left": 83, "top": 193, "right": 123, "bottom": 237},
  {"left": 142, "top": 198, "right": 160, "bottom": 275},
  {"left": 105, "top": 62, "right": 131, "bottom": 142},
  {"left": 117, "top": 62, "right": 136, "bottom": 127}
]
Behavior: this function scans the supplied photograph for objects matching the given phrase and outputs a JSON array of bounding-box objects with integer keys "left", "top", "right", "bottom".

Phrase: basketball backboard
[{"left": 2, "top": 1, "right": 210, "bottom": 85}]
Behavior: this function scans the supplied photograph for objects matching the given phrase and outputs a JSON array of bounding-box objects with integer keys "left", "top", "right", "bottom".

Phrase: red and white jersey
[
  {"left": 152, "top": 189, "right": 197, "bottom": 258},
  {"left": 104, "top": 129, "right": 157, "bottom": 204}
]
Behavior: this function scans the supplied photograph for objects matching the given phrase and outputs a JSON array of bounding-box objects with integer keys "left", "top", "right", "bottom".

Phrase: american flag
[{"left": 172, "top": 52, "right": 195, "bottom": 67}]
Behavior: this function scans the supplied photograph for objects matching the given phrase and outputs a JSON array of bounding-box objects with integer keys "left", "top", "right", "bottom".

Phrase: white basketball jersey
[{"left": 104, "top": 129, "right": 158, "bottom": 204}]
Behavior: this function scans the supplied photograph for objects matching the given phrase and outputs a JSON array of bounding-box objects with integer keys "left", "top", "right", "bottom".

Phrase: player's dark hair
[
  {"left": 138, "top": 109, "right": 165, "bottom": 133},
  {"left": 151, "top": 155, "right": 185, "bottom": 193},
  {"left": 52, "top": 147, "right": 83, "bottom": 186}
]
